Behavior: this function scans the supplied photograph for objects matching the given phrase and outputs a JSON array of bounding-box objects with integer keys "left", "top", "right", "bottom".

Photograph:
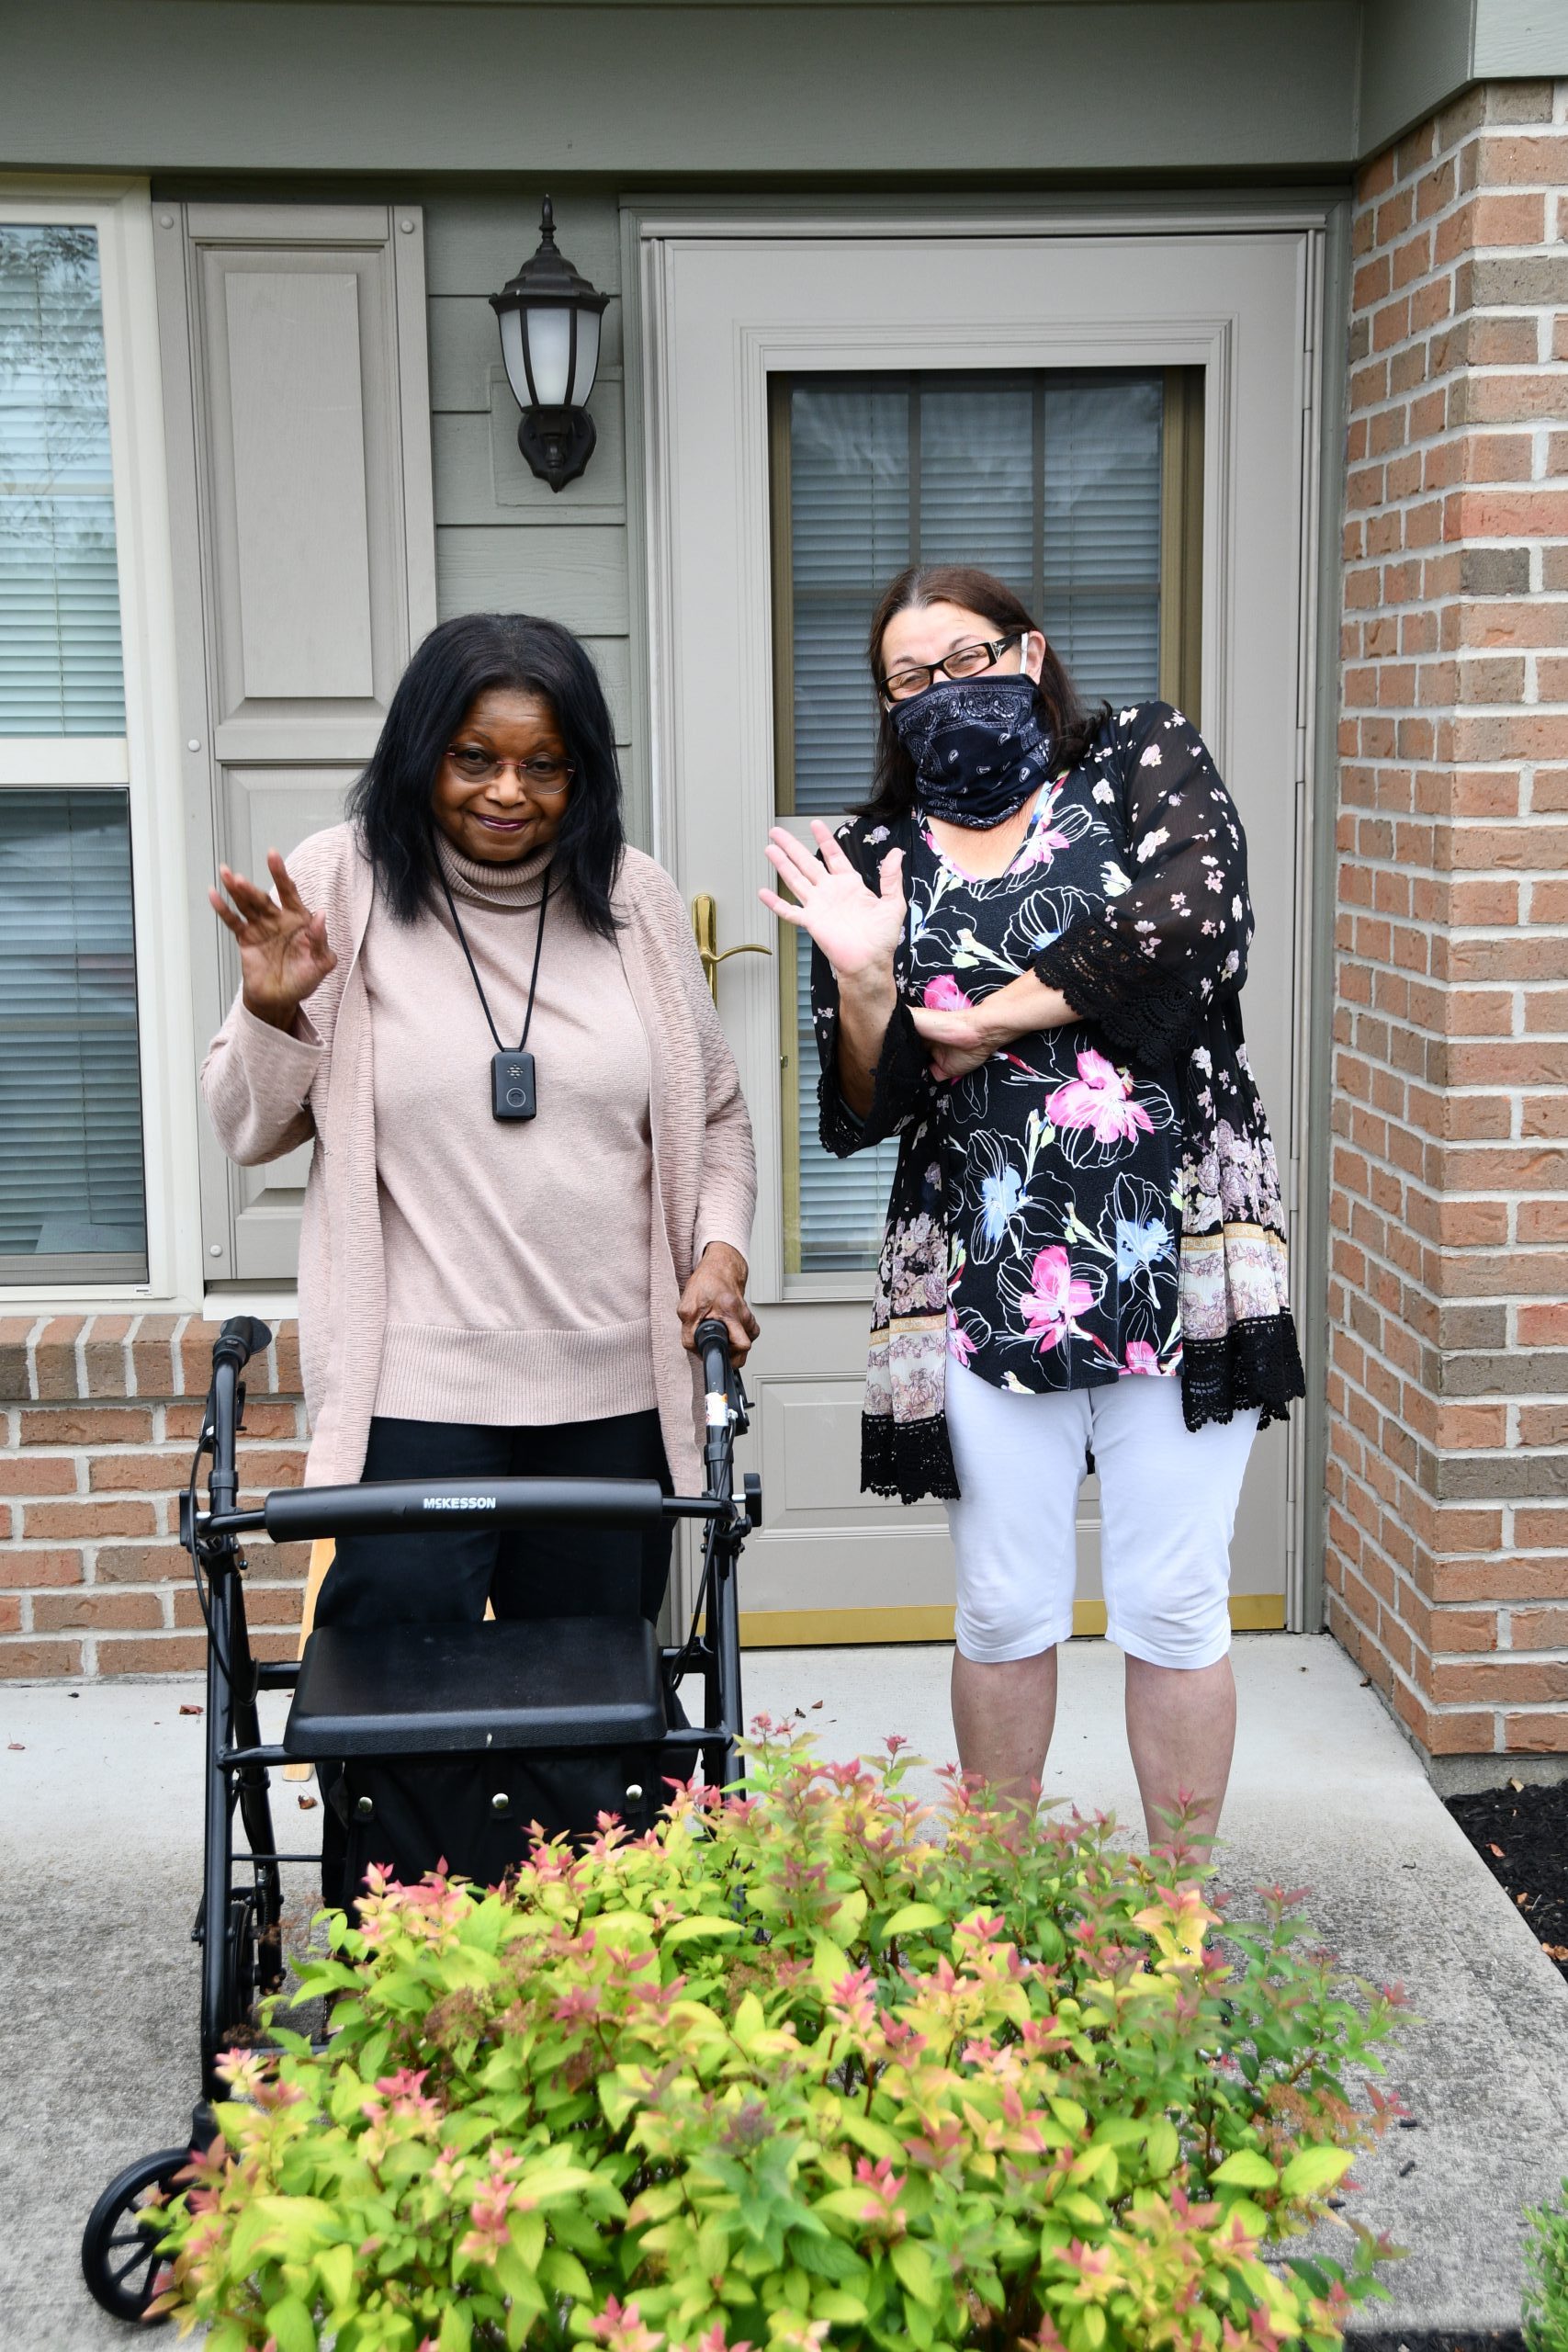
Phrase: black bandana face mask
[{"left": 888, "top": 672, "right": 1056, "bottom": 830}]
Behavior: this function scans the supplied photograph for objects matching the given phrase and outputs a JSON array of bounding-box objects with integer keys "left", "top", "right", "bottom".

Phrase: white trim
[
  {"left": 1286, "top": 224, "right": 1328, "bottom": 1634},
  {"left": 0, "top": 180, "right": 200, "bottom": 1310},
  {"left": 0, "top": 738, "right": 129, "bottom": 785},
  {"left": 638, "top": 206, "right": 1327, "bottom": 1628}
]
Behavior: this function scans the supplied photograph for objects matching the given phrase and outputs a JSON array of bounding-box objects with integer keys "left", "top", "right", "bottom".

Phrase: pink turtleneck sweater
[{"left": 360, "top": 837, "right": 659, "bottom": 1425}]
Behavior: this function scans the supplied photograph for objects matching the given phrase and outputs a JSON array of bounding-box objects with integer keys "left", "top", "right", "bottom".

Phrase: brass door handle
[{"left": 692, "top": 892, "right": 772, "bottom": 1003}]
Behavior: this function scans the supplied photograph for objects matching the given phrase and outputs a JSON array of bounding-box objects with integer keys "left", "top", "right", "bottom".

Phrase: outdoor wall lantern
[{"left": 490, "top": 195, "right": 612, "bottom": 493}]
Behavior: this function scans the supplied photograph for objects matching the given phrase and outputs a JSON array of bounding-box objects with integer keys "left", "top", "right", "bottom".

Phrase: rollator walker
[{"left": 81, "top": 1313, "right": 759, "bottom": 2324}]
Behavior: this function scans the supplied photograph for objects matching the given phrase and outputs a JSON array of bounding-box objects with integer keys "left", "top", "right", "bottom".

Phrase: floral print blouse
[
  {"left": 812, "top": 700, "right": 1305, "bottom": 1506},
  {"left": 906, "top": 794, "right": 1182, "bottom": 1394}
]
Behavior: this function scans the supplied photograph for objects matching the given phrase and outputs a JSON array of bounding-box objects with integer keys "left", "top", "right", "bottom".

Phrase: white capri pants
[{"left": 943, "top": 1362, "right": 1258, "bottom": 1671}]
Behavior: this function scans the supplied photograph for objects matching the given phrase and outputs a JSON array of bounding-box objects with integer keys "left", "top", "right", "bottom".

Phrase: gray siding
[{"left": 425, "top": 195, "right": 640, "bottom": 828}]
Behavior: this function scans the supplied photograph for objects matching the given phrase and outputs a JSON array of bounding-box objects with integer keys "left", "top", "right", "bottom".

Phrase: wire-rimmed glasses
[{"left": 444, "top": 747, "right": 574, "bottom": 797}]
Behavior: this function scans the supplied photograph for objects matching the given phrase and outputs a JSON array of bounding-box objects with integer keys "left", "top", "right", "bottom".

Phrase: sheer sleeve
[
  {"left": 1031, "top": 704, "right": 1253, "bottom": 1065},
  {"left": 812, "top": 818, "right": 930, "bottom": 1157}
]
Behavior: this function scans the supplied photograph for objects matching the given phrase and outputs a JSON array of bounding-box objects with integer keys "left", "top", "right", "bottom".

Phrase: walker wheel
[{"left": 80, "top": 2146, "right": 190, "bottom": 2323}]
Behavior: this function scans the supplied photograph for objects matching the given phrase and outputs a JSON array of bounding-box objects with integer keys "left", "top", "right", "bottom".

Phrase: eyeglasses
[
  {"left": 445, "top": 746, "right": 574, "bottom": 796},
  {"left": 880, "top": 632, "right": 1024, "bottom": 706}
]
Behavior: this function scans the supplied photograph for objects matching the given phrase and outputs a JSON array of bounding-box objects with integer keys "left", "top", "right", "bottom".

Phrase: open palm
[
  {"left": 209, "top": 849, "right": 336, "bottom": 1028},
  {"left": 760, "top": 820, "right": 906, "bottom": 978}
]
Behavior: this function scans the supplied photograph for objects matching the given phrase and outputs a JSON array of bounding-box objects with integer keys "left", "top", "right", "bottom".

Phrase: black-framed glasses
[
  {"left": 445, "top": 746, "right": 574, "bottom": 796},
  {"left": 880, "top": 632, "right": 1024, "bottom": 706}
]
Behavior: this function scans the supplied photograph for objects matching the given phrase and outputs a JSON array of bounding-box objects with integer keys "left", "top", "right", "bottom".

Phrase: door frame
[{"left": 624, "top": 196, "right": 1341, "bottom": 1635}]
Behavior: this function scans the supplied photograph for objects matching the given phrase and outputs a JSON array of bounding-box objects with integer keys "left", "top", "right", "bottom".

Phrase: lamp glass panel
[
  {"left": 567, "top": 309, "right": 601, "bottom": 410},
  {"left": 523, "top": 306, "right": 572, "bottom": 408},
  {"left": 497, "top": 306, "right": 529, "bottom": 408}
]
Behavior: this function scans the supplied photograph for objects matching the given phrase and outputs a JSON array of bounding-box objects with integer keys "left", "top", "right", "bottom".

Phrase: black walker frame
[{"left": 81, "top": 1313, "right": 758, "bottom": 2325}]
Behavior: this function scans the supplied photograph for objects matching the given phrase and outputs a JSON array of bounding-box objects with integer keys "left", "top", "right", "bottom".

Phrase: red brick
[
  {"left": 33, "top": 1318, "right": 83, "bottom": 1402},
  {"left": 0, "top": 1640, "right": 83, "bottom": 1678},
  {"left": 86, "top": 1451, "right": 197, "bottom": 1493},
  {"left": 0, "top": 1548, "right": 83, "bottom": 1589},
  {"left": 0, "top": 1456, "right": 78, "bottom": 1495},
  {"left": 32, "top": 1589, "right": 165, "bottom": 1633},
  {"left": 82, "top": 1316, "right": 133, "bottom": 1398},
  {"left": 93, "top": 1544, "right": 192, "bottom": 1585},
  {"left": 1503, "top": 1713, "right": 1568, "bottom": 1753},
  {"left": 172, "top": 1583, "right": 301, "bottom": 1631},
  {"left": 1430, "top": 1557, "right": 1568, "bottom": 1605},
  {"left": 1472, "top": 133, "right": 1568, "bottom": 186},
  {"left": 1517, "top": 1307, "right": 1568, "bottom": 1349},
  {"left": 1511, "top": 1607, "right": 1568, "bottom": 1648},
  {"left": 129, "top": 1316, "right": 180, "bottom": 1398},
  {"left": 20, "top": 1498, "right": 156, "bottom": 1540},
  {"left": 96, "top": 1635, "right": 208, "bottom": 1676},
  {"left": 0, "top": 1317, "right": 38, "bottom": 1402},
  {"left": 18, "top": 1407, "right": 152, "bottom": 1445},
  {"left": 1432, "top": 1657, "right": 1568, "bottom": 1707}
]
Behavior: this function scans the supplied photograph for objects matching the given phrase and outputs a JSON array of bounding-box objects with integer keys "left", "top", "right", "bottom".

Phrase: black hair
[
  {"left": 861, "top": 563, "right": 1107, "bottom": 824},
  {"left": 347, "top": 612, "right": 624, "bottom": 938}
]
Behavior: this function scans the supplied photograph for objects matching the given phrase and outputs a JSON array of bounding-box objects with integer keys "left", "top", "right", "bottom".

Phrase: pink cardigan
[{"left": 201, "top": 825, "right": 757, "bottom": 1491}]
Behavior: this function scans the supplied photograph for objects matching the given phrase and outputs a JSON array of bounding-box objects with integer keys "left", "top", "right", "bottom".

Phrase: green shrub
[
  {"left": 1525, "top": 2182, "right": 1568, "bottom": 2352},
  {"left": 152, "top": 1727, "right": 1406, "bottom": 2352}
]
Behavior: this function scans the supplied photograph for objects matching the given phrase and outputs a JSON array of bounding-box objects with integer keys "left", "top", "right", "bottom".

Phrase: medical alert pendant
[{"left": 491, "top": 1048, "right": 537, "bottom": 1122}]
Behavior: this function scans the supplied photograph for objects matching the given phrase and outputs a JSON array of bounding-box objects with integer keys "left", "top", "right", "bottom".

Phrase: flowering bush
[
  {"left": 152, "top": 1728, "right": 1406, "bottom": 2352},
  {"left": 1525, "top": 2179, "right": 1568, "bottom": 2352}
]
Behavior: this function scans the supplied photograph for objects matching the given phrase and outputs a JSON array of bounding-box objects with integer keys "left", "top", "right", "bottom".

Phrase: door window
[
  {"left": 771, "top": 368, "right": 1201, "bottom": 1280},
  {"left": 0, "top": 225, "right": 145, "bottom": 1282}
]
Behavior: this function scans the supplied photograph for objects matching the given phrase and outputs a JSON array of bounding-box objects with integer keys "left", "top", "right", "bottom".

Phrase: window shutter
[{"left": 156, "top": 204, "right": 436, "bottom": 1283}]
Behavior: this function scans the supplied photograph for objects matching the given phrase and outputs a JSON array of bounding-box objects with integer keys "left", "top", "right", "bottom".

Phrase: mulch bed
[
  {"left": 1348, "top": 2335, "right": 1525, "bottom": 2352},
  {"left": 1446, "top": 1779, "right": 1568, "bottom": 1983}
]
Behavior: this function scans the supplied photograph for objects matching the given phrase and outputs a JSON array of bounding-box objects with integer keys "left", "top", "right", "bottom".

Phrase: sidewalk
[{"left": 4, "top": 1634, "right": 1565, "bottom": 2348}]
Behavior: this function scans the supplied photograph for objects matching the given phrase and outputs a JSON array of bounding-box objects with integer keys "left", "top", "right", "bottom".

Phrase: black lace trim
[
  {"left": 1032, "top": 926, "right": 1205, "bottom": 1066},
  {"left": 1180, "top": 1313, "right": 1306, "bottom": 1435},
  {"left": 861, "top": 1410, "right": 961, "bottom": 1505},
  {"left": 866, "top": 1001, "right": 930, "bottom": 1140},
  {"left": 818, "top": 1002, "right": 930, "bottom": 1157}
]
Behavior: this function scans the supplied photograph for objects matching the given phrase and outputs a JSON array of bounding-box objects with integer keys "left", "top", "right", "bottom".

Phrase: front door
[{"left": 641, "top": 221, "right": 1321, "bottom": 1645}]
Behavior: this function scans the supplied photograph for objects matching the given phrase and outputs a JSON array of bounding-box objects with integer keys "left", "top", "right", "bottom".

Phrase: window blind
[
  {"left": 781, "top": 369, "right": 1168, "bottom": 1275},
  {"left": 0, "top": 790, "right": 146, "bottom": 1279},
  {"left": 0, "top": 226, "right": 126, "bottom": 736}
]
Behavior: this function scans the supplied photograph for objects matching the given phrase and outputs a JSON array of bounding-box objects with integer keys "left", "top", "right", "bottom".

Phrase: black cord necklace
[{"left": 436, "top": 856, "right": 551, "bottom": 1122}]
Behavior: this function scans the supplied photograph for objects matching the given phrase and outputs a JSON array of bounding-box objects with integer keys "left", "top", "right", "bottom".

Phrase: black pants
[
  {"left": 317, "top": 1408, "right": 673, "bottom": 1629},
  {"left": 315, "top": 1409, "right": 673, "bottom": 1902}
]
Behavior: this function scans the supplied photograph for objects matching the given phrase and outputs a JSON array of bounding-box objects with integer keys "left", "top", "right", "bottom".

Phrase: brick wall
[
  {"left": 0, "top": 1317, "right": 308, "bottom": 1680},
  {"left": 1329, "top": 77, "right": 1568, "bottom": 1770}
]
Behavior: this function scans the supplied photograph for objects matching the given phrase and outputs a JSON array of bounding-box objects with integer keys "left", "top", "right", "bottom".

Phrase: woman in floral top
[{"left": 761, "top": 564, "right": 1303, "bottom": 1839}]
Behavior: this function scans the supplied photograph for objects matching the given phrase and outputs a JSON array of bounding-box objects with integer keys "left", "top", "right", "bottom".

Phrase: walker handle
[
  {"left": 261, "top": 1475, "right": 671, "bottom": 1541},
  {"left": 694, "top": 1317, "right": 733, "bottom": 1419},
  {"left": 212, "top": 1317, "right": 273, "bottom": 1376}
]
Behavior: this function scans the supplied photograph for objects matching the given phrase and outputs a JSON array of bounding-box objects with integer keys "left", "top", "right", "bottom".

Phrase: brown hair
[{"left": 860, "top": 564, "right": 1105, "bottom": 823}]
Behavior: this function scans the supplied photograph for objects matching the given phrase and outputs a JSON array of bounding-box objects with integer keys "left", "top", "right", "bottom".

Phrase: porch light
[{"left": 490, "top": 195, "right": 612, "bottom": 493}]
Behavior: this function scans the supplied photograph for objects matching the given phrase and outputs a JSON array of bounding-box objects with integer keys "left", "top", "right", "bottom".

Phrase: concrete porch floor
[{"left": 3, "top": 1632, "right": 1565, "bottom": 2348}]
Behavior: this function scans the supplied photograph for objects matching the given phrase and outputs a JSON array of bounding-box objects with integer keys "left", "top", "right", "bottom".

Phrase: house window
[
  {"left": 0, "top": 222, "right": 147, "bottom": 1283},
  {"left": 770, "top": 368, "right": 1202, "bottom": 1278}
]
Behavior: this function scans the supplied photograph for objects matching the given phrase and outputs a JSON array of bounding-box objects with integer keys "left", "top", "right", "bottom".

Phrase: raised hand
[
  {"left": 759, "top": 820, "right": 907, "bottom": 981},
  {"left": 209, "top": 850, "right": 337, "bottom": 1032}
]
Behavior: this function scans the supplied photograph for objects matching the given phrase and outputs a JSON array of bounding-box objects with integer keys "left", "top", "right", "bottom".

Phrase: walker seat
[{"left": 283, "top": 1615, "right": 666, "bottom": 1758}]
